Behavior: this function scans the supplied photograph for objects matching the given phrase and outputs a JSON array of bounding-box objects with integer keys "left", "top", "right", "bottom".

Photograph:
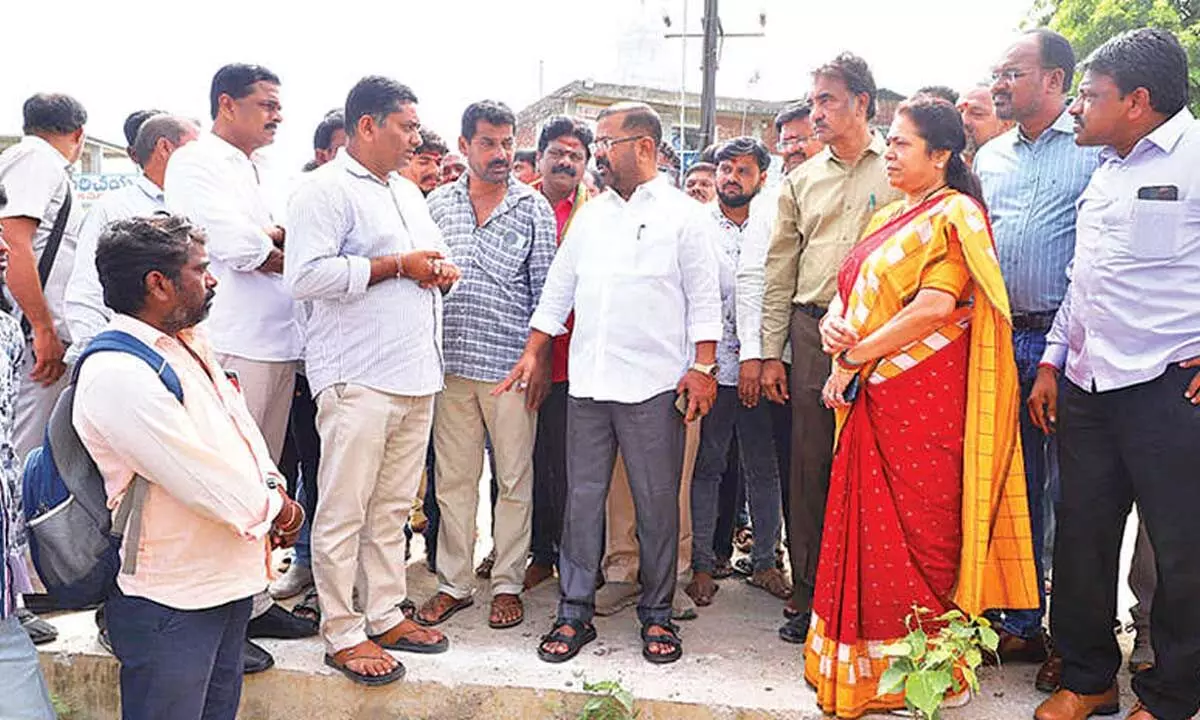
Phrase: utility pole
[
  {"left": 699, "top": 0, "right": 720, "bottom": 150},
  {"left": 664, "top": 3, "right": 766, "bottom": 153}
]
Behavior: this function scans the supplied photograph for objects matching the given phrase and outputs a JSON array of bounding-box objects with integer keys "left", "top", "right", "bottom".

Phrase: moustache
[
  {"left": 488, "top": 160, "right": 510, "bottom": 171},
  {"left": 264, "top": 123, "right": 278, "bottom": 131},
  {"left": 551, "top": 165, "right": 577, "bottom": 177}
]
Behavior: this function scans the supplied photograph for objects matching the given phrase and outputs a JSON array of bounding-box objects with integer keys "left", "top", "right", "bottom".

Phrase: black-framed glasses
[
  {"left": 989, "top": 67, "right": 1055, "bottom": 84},
  {"left": 590, "top": 135, "right": 649, "bottom": 153}
]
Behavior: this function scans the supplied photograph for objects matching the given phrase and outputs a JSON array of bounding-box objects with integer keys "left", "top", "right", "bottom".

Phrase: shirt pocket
[
  {"left": 633, "top": 226, "right": 677, "bottom": 278},
  {"left": 1129, "top": 198, "right": 1185, "bottom": 260},
  {"left": 482, "top": 224, "right": 531, "bottom": 281}
]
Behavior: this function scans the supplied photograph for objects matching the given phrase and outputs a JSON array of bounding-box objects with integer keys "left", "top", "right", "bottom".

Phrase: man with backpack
[
  {"left": 0, "top": 185, "right": 56, "bottom": 720},
  {"left": 70, "top": 215, "right": 303, "bottom": 720}
]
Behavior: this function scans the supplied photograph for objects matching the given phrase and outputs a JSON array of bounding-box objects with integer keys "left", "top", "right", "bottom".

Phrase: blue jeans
[
  {"left": 986, "top": 327, "right": 1057, "bottom": 638},
  {"left": 106, "top": 591, "right": 251, "bottom": 720},
  {"left": 691, "top": 387, "right": 784, "bottom": 574},
  {"left": 0, "top": 615, "right": 54, "bottom": 720},
  {"left": 283, "top": 374, "right": 320, "bottom": 569}
]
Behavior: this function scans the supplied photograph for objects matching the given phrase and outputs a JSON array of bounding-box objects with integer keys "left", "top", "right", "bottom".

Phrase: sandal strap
[
  {"left": 541, "top": 617, "right": 591, "bottom": 646},
  {"left": 641, "top": 620, "right": 681, "bottom": 646},
  {"left": 332, "top": 640, "right": 387, "bottom": 663}
]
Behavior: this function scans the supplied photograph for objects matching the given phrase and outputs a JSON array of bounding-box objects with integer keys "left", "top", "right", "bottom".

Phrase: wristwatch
[{"left": 690, "top": 362, "right": 718, "bottom": 376}]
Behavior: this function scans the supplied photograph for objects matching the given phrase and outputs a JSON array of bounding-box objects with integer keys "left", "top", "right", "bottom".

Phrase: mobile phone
[
  {"left": 819, "top": 375, "right": 861, "bottom": 408},
  {"left": 1137, "top": 185, "right": 1179, "bottom": 201}
]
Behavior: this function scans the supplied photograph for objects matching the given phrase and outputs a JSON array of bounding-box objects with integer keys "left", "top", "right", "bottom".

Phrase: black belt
[
  {"left": 794, "top": 303, "right": 827, "bottom": 320},
  {"left": 1012, "top": 311, "right": 1057, "bottom": 331}
]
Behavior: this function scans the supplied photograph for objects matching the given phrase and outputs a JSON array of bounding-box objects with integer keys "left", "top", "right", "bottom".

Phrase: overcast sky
[{"left": 3, "top": 0, "right": 1035, "bottom": 171}]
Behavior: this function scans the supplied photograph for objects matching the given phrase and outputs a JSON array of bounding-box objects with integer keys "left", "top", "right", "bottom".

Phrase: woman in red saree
[{"left": 803, "top": 98, "right": 1040, "bottom": 718}]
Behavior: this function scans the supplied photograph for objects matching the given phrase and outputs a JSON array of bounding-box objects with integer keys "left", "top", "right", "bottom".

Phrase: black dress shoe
[
  {"left": 247, "top": 603, "right": 318, "bottom": 639},
  {"left": 243, "top": 640, "right": 274, "bottom": 674},
  {"left": 778, "top": 611, "right": 811, "bottom": 644}
]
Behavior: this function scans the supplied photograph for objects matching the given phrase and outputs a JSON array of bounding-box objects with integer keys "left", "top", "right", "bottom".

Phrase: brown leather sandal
[
  {"left": 415, "top": 592, "right": 474, "bottom": 627},
  {"left": 747, "top": 568, "right": 793, "bottom": 600},
  {"left": 324, "top": 640, "right": 405, "bottom": 686},
  {"left": 489, "top": 593, "right": 524, "bottom": 629},
  {"left": 370, "top": 619, "right": 448, "bottom": 654}
]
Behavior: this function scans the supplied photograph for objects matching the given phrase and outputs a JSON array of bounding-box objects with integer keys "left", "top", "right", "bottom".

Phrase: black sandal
[
  {"left": 641, "top": 621, "right": 682, "bottom": 664},
  {"left": 292, "top": 587, "right": 320, "bottom": 624},
  {"left": 537, "top": 618, "right": 597, "bottom": 664}
]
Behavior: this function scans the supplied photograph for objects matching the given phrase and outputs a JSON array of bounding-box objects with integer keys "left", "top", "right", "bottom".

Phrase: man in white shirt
[
  {"left": 0, "top": 93, "right": 87, "bottom": 461},
  {"left": 286, "top": 75, "right": 459, "bottom": 686},
  {"left": 66, "top": 114, "right": 199, "bottom": 358},
  {"left": 498, "top": 102, "right": 721, "bottom": 665},
  {"left": 165, "top": 63, "right": 314, "bottom": 668},
  {"left": 0, "top": 92, "right": 87, "bottom": 647},
  {"left": 165, "top": 63, "right": 300, "bottom": 463}
]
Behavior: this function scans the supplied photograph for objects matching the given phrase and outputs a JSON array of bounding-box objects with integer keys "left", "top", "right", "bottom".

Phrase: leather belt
[
  {"left": 1011, "top": 311, "right": 1057, "bottom": 331},
  {"left": 793, "top": 303, "right": 828, "bottom": 320}
]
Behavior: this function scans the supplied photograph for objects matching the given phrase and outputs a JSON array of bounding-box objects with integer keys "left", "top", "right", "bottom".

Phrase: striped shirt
[
  {"left": 974, "top": 110, "right": 1100, "bottom": 314},
  {"left": 0, "top": 315, "right": 26, "bottom": 619},
  {"left": 65, "top": 174, "right": 167, "bottom": 362},
  {"left": 285, "top": 150, "right": 447, "bottom": 398},
  {"left": 429, "top": 174, "right": 557, "bottom": 382}
]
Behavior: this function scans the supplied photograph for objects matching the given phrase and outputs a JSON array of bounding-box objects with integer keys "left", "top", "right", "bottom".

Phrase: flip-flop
[
  {"left": 371, "top": 620, "right": 449, "bottom": 655},
  {"left": 324, "top": 641, "right": 406, "bottom": 686},
  {"left": 488, "top": 594, "right": 525, "bottom": 629},
  {"left": 537, "top": 618, "right": 597, "bottom": 664},
  {"left": 415, "top": 593, "right": 474, "bottom": 627}
]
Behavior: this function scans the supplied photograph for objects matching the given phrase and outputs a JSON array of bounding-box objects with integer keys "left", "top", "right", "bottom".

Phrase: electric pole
[{"left": 664, "top": 3, "right": 766, "bottom": 153}]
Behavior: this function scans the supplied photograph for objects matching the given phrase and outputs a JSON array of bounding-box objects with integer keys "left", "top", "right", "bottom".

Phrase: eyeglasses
[
  {"left": 778, "top": 136, "right": 814, "bottom": 149},
  {"left": 590, "top": 135, "right": 649, "bottom": 153},
  {"left": 989, "top": 67, "right": 1053, "bottom": 84}
]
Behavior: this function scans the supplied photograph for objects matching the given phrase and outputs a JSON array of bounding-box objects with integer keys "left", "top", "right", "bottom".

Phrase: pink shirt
[{"left": 73, "top": 315, "right": 282, "bottom": 610}]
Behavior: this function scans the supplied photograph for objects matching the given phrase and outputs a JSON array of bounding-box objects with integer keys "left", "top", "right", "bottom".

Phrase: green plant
[
  {"left": 576, "top": 679, "right": 638, "bottom": 720},
  {"left": 877, "top": 606, "right": 1000, "bottom": 720},
  {"left": 51, "top": 693, "right": 74, "bottom": 719}
]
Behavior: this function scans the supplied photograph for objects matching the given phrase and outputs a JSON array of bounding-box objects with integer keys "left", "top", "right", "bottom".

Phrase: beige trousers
[
  {"left": 433, "top": 375, "right": 537, "bottom": 599},
  {"left": 603, "top": 419, "right": 701, "bottom": 584},
  {"left": 311, "top": 384, "right": 433, "bottom": 653},
  {"left": 216, "top": 354, "right": 297, "bottom": 463},
  {"left": 14, "top": 338, "right": 70, "bottom": 462}
]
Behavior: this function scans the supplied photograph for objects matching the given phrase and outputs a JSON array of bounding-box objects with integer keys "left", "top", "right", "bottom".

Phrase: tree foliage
[{"left": 1027, "top": 0, "right": 1200, "bottom": 113}]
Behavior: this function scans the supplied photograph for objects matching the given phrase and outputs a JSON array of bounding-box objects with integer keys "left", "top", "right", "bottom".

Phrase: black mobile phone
[
  {"left": 1137, "top": 185, "right": 1179, "bottom": 201},
  {"left": 818, "top": 375, "right": 861, "bottom": 408}
]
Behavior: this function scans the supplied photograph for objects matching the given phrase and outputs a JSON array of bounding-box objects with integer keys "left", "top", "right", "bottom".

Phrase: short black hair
[
  {"left": 0, "top": 184, "right": 7, "bottom": 208},
  {"left": 715, "top": 136, "right": 771, "bottom": 172},
  {"left": 416, "top": 129, "right": 449, "bottom": 156},
  {"left": 313, "top": 110, "right": 346, "bottom": 151},
  {"left": 514, "top": 149, "right": 538, "bottom": 167},
  {"left": 123, "top": 109, "right": 165, "bottom": 147},
  {"left": 774, "top": 101, "right": 812, "bottom": 133},
  {"left": 461, "top": 100, "right": 516, "bottom": 141},
  {"left": 684, "top": 161, "right": 716, "bottom": 180},
  {"left": 96, "top": 215, "right": 206, "bottom": 316},
  {"left": 657, "top": 141, "right": 679, "bottom": 169},
  {"left": 813, "top": 52, "right": 878, "bottom": 120},
  {"left": 22, "top": 94, "right": 88, "bottom": 136},
  {"left": 597, "top": 102, "right": 664, "bottom": 147},
  {"left": 1027, "top": 28, "right": 1077, "bottom": 93},
  {"left": 209, "top": 63, "right": 280, "bottom": 120},
  {"left": 916, "top": 85, "right": 959, "bottom": 104},
  {"left": 698, "top": 142, "right": 720, "bottom": 164},
  {"left": 1082, "top": 27, "right": 1189, "bottom": 116},
  {"left": 132, "top": 115, "right": 195, "bottom": 166},
  {"left": 537, "top": 116, "right": 594, "bottom": 159},
  {"left": 345, "top": 76, "right": 419, "bottom": 138}
]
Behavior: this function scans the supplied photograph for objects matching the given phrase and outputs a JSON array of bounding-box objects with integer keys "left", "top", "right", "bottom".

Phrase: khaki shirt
[{"left": 761, "top": 132, "right": 900, "bottom": 359}]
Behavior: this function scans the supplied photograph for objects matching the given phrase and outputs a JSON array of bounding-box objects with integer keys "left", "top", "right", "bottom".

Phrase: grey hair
[{"left": 132, "top": 115, "right": 197, "bottom": 166}]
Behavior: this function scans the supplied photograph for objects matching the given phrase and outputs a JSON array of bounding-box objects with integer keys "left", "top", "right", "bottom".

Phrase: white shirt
[
  {"left": 285, "top": 150, "right": 447, "bottom": 397},
  {"left": 0, "top": 135, "right": 83, "bottom": 342},
  {"left": 530, "top": 175, "right": 723, "bottom": 404},
  {"left": 164, "top": 132, "right": 301, "bottom": 361},
  {"left": 65, "top": 175, "right": 167, "bottom": 362},
  {"left": 1042, "top": 108, "right": 1200, "bottom": 391},
  {"left": 732, "top": 189, "right": 788, "bottom": 363}
]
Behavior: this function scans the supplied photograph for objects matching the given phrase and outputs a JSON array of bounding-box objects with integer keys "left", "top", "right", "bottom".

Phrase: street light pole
[{"left": 699, "top": 0, "right": 720, "bottom": 150}]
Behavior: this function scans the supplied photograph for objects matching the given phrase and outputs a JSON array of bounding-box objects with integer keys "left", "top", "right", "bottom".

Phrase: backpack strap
[
  {"left": 73, "top": 329, "right": 185, "bottom": 575},
  {"left": 75, "top": 330, "right": 183, "bottom": 402}
]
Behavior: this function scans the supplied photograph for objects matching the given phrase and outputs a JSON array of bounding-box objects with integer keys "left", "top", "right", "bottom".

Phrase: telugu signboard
[{"left": 72, "top": 174, "right": 140, "bottom": 211}]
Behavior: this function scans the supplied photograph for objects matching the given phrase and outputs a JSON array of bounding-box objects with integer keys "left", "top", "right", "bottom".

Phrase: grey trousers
[
  {"left": 558, "top": 391, "right": 683, "bottom": 626},
  {"left": 691, "top": 386, "right": 783, "bottom": 573},
  {"left": 1129, "top": 517, "right": 1157, "bottom": 638}
]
